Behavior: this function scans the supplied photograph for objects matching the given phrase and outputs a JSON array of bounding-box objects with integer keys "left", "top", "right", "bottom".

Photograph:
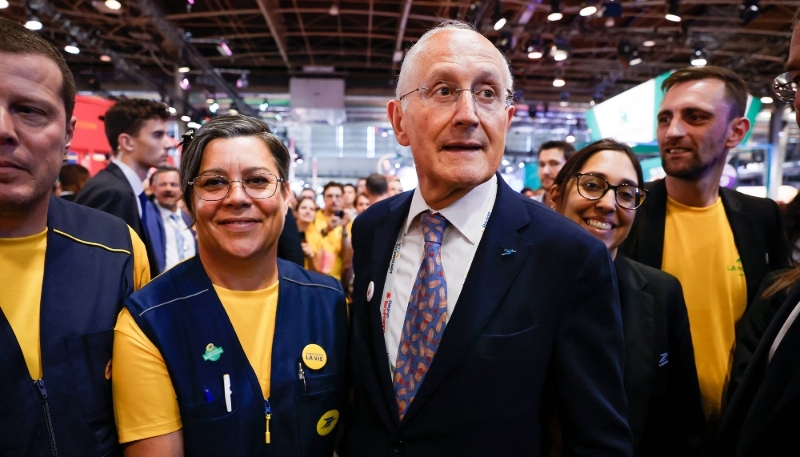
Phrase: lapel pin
[
  {"left": 367, "top": 281, "right": 375, "bottom": 301},
  {"left": 501, "top": 246, "right": 516, "bottom": 256}
]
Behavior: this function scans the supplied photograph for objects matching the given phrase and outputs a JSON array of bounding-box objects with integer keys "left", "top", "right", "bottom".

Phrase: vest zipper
[
  {"left": 265, "top": 399, "right": 272, "bottom": 444},
  {"left": 34, "top": 379, "right": 59, "bottom": 457}
]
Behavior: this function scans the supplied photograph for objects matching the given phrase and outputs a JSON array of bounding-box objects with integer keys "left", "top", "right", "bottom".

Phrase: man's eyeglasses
[
  {"left": 772, "top": 72, "right": 797, "bottom": 103},
  {"left": 189, "top": 172, "right": 284, "bottom": 201},
  {"left": 573, "top": 173, "right": 648, "bottom": 210},
  {"left": 399, "top": 81, "right": 513, "bottom": 113}
]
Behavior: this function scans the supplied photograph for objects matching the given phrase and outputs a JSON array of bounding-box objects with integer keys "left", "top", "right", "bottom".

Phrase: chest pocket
[{"left": 294, "top": 372, "right": 346, "bottom": 456}]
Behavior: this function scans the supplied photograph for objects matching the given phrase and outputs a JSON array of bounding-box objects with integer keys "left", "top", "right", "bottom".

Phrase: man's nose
[
  {"left": 452, "top": 91, "right": 479, "bottom": 125},
  {"left": 0, "top": 107, "right": 18, "bottom": 145}
]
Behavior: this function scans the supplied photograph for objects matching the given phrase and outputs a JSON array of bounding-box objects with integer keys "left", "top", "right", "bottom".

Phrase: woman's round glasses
[
  {"left": 189, "top": 172, "right": 284, "bottom": 201},
  {"left": 573, "top": 173, "right": 648, "bottom": 210}
]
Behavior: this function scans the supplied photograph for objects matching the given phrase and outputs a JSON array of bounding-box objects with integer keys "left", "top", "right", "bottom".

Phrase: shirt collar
[
  {"left": 156, "top": 203, "right": 180, "bottom": 218},
  {"left": 112, "top": 158, "right": 145, "bottom": 197},
  {"left": 404, "top": 174, "right": 497, "bottom": 245}
]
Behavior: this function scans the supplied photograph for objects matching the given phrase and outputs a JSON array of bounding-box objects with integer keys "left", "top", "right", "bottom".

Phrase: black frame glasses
[
  {"left": 398, "top": 80, "right": 513, "bottom": 112},
  {"left": 772, "top": 72, "right": 797, "bottom": 103},
  {"left": 189, "top": 172, "right": 285, "bottom": 201},
  {"left": 573, "top": 173, "right": 648, "bottom": 210}
]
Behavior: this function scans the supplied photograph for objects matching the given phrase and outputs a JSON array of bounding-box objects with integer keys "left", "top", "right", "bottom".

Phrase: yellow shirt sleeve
[
  {"left": 128, "top": 226, "right": 151, "bottom": 290},
  {"left": 113, "top": 308, "right": 182, "bottom": 443}
]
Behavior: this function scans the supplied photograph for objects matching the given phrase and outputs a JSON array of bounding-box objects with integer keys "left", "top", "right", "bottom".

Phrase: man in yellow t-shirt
[
  {"left": 311, "top": 182, "right": 347, "bottom": 279},
  {"left": 0, "top": 18, "right": 150, "bottom": 457},
  {"left": 620, "top": 66, "right": 789, "bottom": 447}
]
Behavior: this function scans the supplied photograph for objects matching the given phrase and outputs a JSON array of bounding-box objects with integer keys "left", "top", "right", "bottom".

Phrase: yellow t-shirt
[
  {"left": 662, "top": 196, "right": 747, "bottom": 424},
  {"left": 0, "top": 226, "right": 149, "bottom": 380},
  {"left": 309, "top": 210, "right": 343, "bottom": 279},
  {"left": 112, "top": 281, "right": 279, "bottom": 443}
]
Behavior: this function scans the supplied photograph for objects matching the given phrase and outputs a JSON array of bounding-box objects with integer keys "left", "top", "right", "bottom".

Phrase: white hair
[{"left": 395, "top": 19, "right": 514, "bottom": 101}]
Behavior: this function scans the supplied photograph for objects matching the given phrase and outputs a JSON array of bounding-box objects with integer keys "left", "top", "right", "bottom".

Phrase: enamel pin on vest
[{"left": 367, "top": 281, "right": 374, "bottom": 301}]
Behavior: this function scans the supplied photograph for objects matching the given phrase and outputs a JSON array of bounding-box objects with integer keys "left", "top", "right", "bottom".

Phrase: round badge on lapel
[
  {"left": 367, "top": 281, "right": 375, "bottom": 301},
  {"left": 302, "top": 344, "right": 327, "bottom": 370}
]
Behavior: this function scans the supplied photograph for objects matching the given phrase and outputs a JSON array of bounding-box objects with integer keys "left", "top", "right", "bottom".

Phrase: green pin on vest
[{"left": 202, "top": 343, "right": 224, "bottom": 361}]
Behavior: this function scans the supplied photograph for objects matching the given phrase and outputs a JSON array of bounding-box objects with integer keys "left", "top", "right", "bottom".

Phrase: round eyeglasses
[
  {"left": 772, "top": 72, "right": 798, "bottom": 103},
  {"left": 574, "top": 173, "right": 648, "bottom": 210},
  {"left": 189, "top": 172, "right": 285, "bottom": 201},
  {"left": 399, "top": 80, "right": 513, "bottom": 113}
]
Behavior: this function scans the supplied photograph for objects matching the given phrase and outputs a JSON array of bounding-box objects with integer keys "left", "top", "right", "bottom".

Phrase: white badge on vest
[{"left": 367, "top": 281, "right": 374, "bottom": 301}]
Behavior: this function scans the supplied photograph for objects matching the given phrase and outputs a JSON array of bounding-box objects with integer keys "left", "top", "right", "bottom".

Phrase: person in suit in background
[
  {"left": 717, "top": 9, "right": 800, "bottom": 455},
  {"left": 58, "top": 163, "right": 88, "bottom": 202},
  {"left": 620, "top": 66, "right": 789, "bottom": 444},
  {"left": 549, "top": 139, "right": 705, "bottom": 456},
  {"left": 346, "top": 20, "right": 631, "bottom": 456},
  {"left": 75, "top": 98, "right": 173, "bottom": 276},
  {"left": 149, "top": 166, "right": 195, "bottom": 271},
  {"left": 535, "top": 140, "right": 576, "bottom": 206}
]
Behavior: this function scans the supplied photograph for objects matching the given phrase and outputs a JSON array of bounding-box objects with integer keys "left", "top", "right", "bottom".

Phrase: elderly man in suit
[
  {"left": 75, "top": 98, "right": 172, "bottom": 275},
  {"left": 716, "top": 8, "right": 800, "bottom": 456},
  {"left": 346, "top": 20, "right": 632, "bottom": 456}
]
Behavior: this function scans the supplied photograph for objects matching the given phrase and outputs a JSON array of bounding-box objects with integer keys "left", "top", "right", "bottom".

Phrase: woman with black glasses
[
  {"left": 547, "top": 138, "right": 705, "bottom": 456},
  {"left": 112, "top": 115, "right": 348, "bottom": 456}
]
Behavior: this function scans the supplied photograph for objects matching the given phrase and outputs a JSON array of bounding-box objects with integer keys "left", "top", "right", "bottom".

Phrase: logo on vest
[
  {"left": 302, "top": 344, "right": 327, "bottom": 370},
  {"left": 202, "top": 343, "right": 224, "bottom": 361},
  {"left": 316, "top": 410, "right": 340, "bottom": 436}
]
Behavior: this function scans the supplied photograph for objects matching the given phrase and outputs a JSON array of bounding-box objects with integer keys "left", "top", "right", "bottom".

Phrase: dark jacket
[
  {"left": 346, "top": 174, "right": 632, "bottom": 456},
  {"left": 615, "top": 256, "right": 705, "bottom": 456},
  {"left": 75, "top": 162, "right": 165, "bottom": 275},
  {"left": 620, "top": 179, "right": 789, "bottom": 308},
  {"left": 125, "top": 257, "right": 348, "bottom": 456},
  {"left": 718, "top": 278, "right": 800, "bottom": 456},
  {"left": 0, "top": 197, "right": 135, "bottom": 456}
]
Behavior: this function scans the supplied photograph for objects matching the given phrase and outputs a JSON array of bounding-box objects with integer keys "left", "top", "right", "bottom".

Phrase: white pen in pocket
[{"left": 223, "top": 374, "right": 232, "bottom": 412}]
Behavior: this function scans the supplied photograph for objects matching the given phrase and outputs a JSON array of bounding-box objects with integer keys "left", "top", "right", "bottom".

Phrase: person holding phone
[
  {"left": 302, "top": 183, "right": 347, "bottom": 280},
  {"left": 295, "top": 196, "right": 338, "bottom": 275}
]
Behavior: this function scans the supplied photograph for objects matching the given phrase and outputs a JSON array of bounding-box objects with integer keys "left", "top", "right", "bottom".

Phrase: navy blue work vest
[
  {"left": 0, "top": 197, "right": 135, "bottom": 457},
  {"left": 125, "top": 257, "right": 348, "bottom": 456}
]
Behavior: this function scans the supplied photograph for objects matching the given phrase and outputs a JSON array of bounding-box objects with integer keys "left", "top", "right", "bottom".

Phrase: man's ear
[
  {"left": 64, "top": 116, "right": 77, "bottom": 151},
  {"left": 387, "top": 99, "right": 410, "bottom": 147},
  {"left": 117, "top": 133, "right": 134, "bottom": 154},
  {"left": 725, "top": 116, "right": 750, "bottom": 149}
]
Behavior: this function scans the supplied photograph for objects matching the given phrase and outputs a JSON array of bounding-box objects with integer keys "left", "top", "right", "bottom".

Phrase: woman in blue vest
[
  {"left": 547, "top": 139, "right": 706, "bottom": 456},
  {"left": 112, "top": 115, "right": 348, "bottom": 456}
]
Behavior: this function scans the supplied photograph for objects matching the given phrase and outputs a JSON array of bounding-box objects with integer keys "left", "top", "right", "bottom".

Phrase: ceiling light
[
  {"left": 25, "top": 16, "right": 43, "bottom": 31},
  {"left": 328, "top": 2, "right": 339, "bottom": 16},
  {"left": 216, "top": 39, "right": 233, "bottom": 57},
  {"left": 275, "top": 113, "right": 282, "bottom": 121},
  {"left": 168, "top": 106, "right": 177, "bottom": 115},
  {"left": 553, "top": 78, "right": 566, "bottom": 87},
  {"left": 178, "top": 66, "right": 190, "bottom": 73},
  {"left": 665, "top": 0, "right": 681, "bottom": 22},
  {"left": 236, "top": 73, "right": 248, "bottom": 89},
  {"left": 493, "top": 1, "right": 507, "bottom": 30},
  {"left": 559, "top": 101, "right": 569, "bottom": 107},
  {"left": 629, "top": 52, "right": 642, "bottom": 66},
  {"left": 259, "top": 100, "right": 269, "bottom": 111},
  {"left": 187, "top": 121, "right": 201, "bottom": 129},
  {"left": 528, "top": 51, "right": 543, "bottom": 59},
  {"left": 739, "top": 0, "right": 759, "bottom": 25},
  {"left": 104, "top": 0, "right": 121, "bottom": 9},
  {"left": 760, "top": 96, "right": 773, "bottom": 104},
  {"left": 690, "top": 48, "right": 708, "bottom": 66},
  {"left": 566, "top": 134, "right": 576, "bottom": 143},
  {"left": 209, "top": 101, "right": 219, "bottom": 114},
  {"left": 548, "top": 0, "right": 562, "bottom": 21},
  {"left": 579, "top": 1, "right": 597, "bottom": 16},
  {"left": 643, "top": 40, "right": 656, "bottom": 47},
  {"left": 181, "top": 115, "right": 191, "bottom": 122},
  {"left": 64, "top": 43, "right": 80, "bottom": 54},
  {"left": 179, "top": 77, "right": 191, "bottom": 90},
  {"left": 0, "top": 0, "right": 9, "bottom": 9},
  {"left": 589, "top": 99, "right": 596, "bottom": 106},
  {"left": 100, "top": 54, "right": 112, "bottom": 62}
]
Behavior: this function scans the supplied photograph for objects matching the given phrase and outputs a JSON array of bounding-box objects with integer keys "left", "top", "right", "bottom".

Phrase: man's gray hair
[{"left": 396, "top": 19, "right": 514, "bottom": 101}]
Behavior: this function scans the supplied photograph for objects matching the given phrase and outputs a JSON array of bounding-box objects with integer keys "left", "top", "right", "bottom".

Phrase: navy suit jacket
[
  {"left": 717, "top": 280, "right": 800, "bottom": 456},
  {"left": 345, "top": 174, "right": 632, "bottom": 457},
  {"left": 75, "top": 162, "right": 164, "bottom": 275}
]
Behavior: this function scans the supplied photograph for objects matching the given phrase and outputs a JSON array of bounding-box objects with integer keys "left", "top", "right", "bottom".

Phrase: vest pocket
[
  {"left": 180, "top": 400, "right": 241, "bottom": 457},
  {"left": 65, "top": 329, "right": 114, "bottom": 422},
  {"left": 294, "top": 372, "right": 345, "bottom": 456}
]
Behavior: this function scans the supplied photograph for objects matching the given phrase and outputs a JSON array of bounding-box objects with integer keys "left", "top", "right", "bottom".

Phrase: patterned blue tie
[
  {"left": 138, "top": 192, "right": 165, "bottom": 273},
  {"left": 394, "top": 212, "right": 448, "bottom": 419}
]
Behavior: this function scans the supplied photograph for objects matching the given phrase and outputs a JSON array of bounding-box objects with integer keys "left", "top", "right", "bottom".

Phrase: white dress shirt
[
  {"left": 769, "top": 299, "right": 800, "bottom": 363},
  {"left": 156, "top": 204, "right": 196, "bottom": 271},
  {"left": 382, "top": 175, "right": 497, "bottom": 373},
  {"left": 112, "top": 158, "right": 145, "bottom": 217}
]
